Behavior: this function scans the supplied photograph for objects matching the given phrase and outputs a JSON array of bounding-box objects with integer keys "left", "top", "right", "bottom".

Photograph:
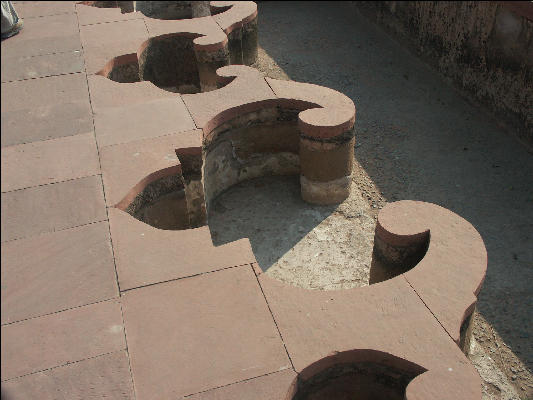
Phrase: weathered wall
[{"left": 349, "top": 1, "right": 533, "bottom": 148}]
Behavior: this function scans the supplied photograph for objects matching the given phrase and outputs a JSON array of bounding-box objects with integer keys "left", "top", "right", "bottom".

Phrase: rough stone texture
[
  {"left": 108, "top": 207, "right": 255, "bottom": 290},
  {"left": 1, "top": 299, "right": 125, "bottom": 380},
  {"left": 351, "top": 1, "right": 533, "bottom": 148},
  {"left": 1, "top": 222, "right": 118, "bottom": 324},
  {"left": 1, "top": 133, "right": 100, "bottom": 192},
  {"left": 1, "top": 176, "right": 107, "bottom": 242},
  {"left": 0, "top": 351, "right": 134, "bottom": 400},
  {"left": 13, "top": 1, "right": 76, "bottom": 18},
  {"left": 0, "top": 73, "right": 93, "bottom": 147},
  {"left": 121, "top": 265, "right": 290, "bottom": 399}
]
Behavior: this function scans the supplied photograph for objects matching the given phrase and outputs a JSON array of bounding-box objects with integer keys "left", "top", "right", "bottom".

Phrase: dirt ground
[{"left": 208, "top": 2, "right": 532, "bottom": 399}]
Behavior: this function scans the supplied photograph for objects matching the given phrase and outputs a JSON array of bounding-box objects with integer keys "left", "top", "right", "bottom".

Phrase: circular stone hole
[
  {"left": 291, "top": 362, "right": 420, "bottom": 400},
  {"left": 208, "top": 175, "right": 378, "bottom": 290}
]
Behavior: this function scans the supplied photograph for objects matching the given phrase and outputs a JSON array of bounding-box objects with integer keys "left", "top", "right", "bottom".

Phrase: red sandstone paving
[
  {"left": 76, "top": 3, "right": 143, "bottom": 26},
  {"left": 1, "top": 350, "right": 134, "bottom": 400},
  {"left": 1, "top": 50, "right": 85, "bottom": 82},
  {"left": 99, "top": 130, "right": 201, "bottom": 208},
  {"left": 1, "top": 132, "right": 100, "bottom": 192},
  {"left": 182, "top": 65, "right": 276, "bottom": 133},
  {"left": 257, "top": 267, "right": 481, "bottom": 400},
  {"left": 1, "top": 299, "right": 125, "bottom": 380},
  {"left": 1, "top": 175, "right": 107, "bottom": 242},
  {"left": 121, "top": 265, "right": 290, "bottom": 399},
  {"left": 94, "top": 97, "right": 197, "bottom": 147},
  {"left": 0, "top": 73, "right": 93, "bottom": 147},
  {"left": 80, "top": 19, "right": 149, "bottom": 75},
  {"left": 109, "top": 207, "right": 256, "bottom": 290},
  {"left": 212, "top": 1, "right": 258, "bottom": 34},
  {"left": 0, "top": 13, "right": 81, "bottom": 58},
  {"left": 14, "top": 1, "right": 76, "bottom": 19},
  {"left": 186, "top": 369, "right": 297, "bottom": 400},
  {"left": 88, "top": 74, "right": 177, "bottom": 110},
  {"left": 1, "top": 222, "right": 118, "bottom": 324},
  {"left": 377, "top": 201, "right": 487, "bottom": 344}
]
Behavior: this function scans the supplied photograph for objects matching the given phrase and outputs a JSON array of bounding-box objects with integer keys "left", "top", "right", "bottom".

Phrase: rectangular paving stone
[
  {"left": 1, "top": 73, "right": 93, "bottom": 147},
  {"left": 100, "top": 130, "right": 201, "bottom": 207},
  {"left": 94, "top": 98, "right": 197, "bottom": 147},
  {"left": 77, "top": 2, "right": 143, "bottom": 26},
  {"left": 1, "top": 133, "right": 100, "bottom": 192},
  {"left": 0, "top": 13, "right": 81, "bottom": 58},
  {"left": 1, "top": 299, "right": 125, "bottom": 380},
  {"left": 121, "top": 265, "right": 289, "bottom": 400},
  {"left": 1, "top": 222, "right": 118, "bottom": 324},
  {"left": 1, "top": 50, "right": 85, "bottom": 82},
  {"left": 109, "top": 208, "right": 256, "bottom": 290},
  {"left": 186, "top": 369, "right": 297, "bottom": 400},
  {"left": 1, "top": 175, "right": 107, "bottom": 242},
  {"left": 14, "top": 1, "right": 75, "bottom": 18},
  {"left": 80, "top": 19, "right": 148, "bottom": 75},
  {"left": 1, "top": 350, "right": 133, "bottom": 400}
]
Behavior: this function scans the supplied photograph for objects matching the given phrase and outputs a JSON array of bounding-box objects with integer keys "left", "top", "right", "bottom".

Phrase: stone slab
[
  {"left": 0, "top": 350, "right": 133, "bottom": 400},
  {"left": 1, "top": 50, "right": 84, "bottom": 82},
  {"left": 100, "top": 130, "right": 201, "bottom": 208},
  {"left": 182, "top": 65, "right": 275, "bottom": 134},
  {"left": 1, "top": 222, "right": 118, "bottom": 324},
  {"left": 88, "top": 74, "right": 177, "bottom": 110},
  {"left": 109, "top": 208, "right": 256, "bottom": 290},
  {"left": 1, "top": 175, "right": 107, "bottom": 242},
  {"left": 1, "top": 133, "right": 100, "bottom": 192},
  {"left": 94, "top": 97, "right": 197, "bottom": 147},
  {"left": 186, "top": 369, "right": 297, "bottom": 400},
  {"left": 1, "top": 73, "right": 93, "bottom": 147},
  {"left": 257, "top": 268, "right": 482, "bottom": 400},
  {"left": 0, "top": 13, "right": 81, "bottom": 58},
  {"left": 80, "top": 19, "right": 148, "bottom": 74},
  {"left": 14, "top": 1, "right": 75, "bottom": 18},
  {"left": 121, "top": 265, "right": 289, "bottom": 399},
  {"left": 76, "top": 3, "right": 143, "bottom": 26},
  {"left": 1, "top": 299, "right": 125, "bottom": 380}
]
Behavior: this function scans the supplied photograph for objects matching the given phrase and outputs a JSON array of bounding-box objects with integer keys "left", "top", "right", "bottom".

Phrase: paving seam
[
  {"left": 1, "top": 296, "right": 119, "bottom": 327},
  {"left": 251, "top": 264, "right": 296, "bottom": 371},
  {"left": 0, "top": 349, "right": 125, "bottom": 383},
  {"left": 0, "top": 218, "right": 109, "bottom": 244},
  {"left": 118, "top": 262, "right": 253, "bottom": 293},
  {"left": 75, "top": 6, "right": 138, "bottom": 396},
  {"left": 1, "top": 173, "right": 101, "bottom": 194},
  {"left": 1, "top": 70, "right": 85, "bottom": 84},
  {"left": 182, "top": 368, "right": 293, "bottom": 398}
]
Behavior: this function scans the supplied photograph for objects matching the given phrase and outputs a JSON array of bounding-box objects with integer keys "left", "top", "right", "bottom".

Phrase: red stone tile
[
  {"left": 1, "top": 133, "right": 100, "bottom": 192},
  {"left": 1, "top": 50, "right": 84, "bottom": 82},
  {"left": 1, "top": 350, "right": 133, "bottom": 400},
  {"left": 258, "top": 270, "right": 482, "bottom": 400},
  {"left": 94, "top": 97, "right": 197, "bottom": 147},
  {"left": 1, "top": 73, "right": 92, "bottom": 147},
  {"left": 121, "top": 265, "right": 289, "bottom": 399},
  {"left": 182, "top": 65, "right": 275, "bottom": 133},
  {"left": 376, "top": 200, "right": 487, "bottom": 344},
  {"left": 76, "top": 3, "right": 143, "bottom": 26},
  {"left": 212, "top": 1, "right": 258, "bottom": 33},
  {"left": 1, "top": 299, "right": 125, "bottom": 380},
  {"left": 80, "top": 19, "right": 148, "bottom": 74},
  {"left": 0, "top": 13, "right": 80, "bottom": 58},
  {"left": 1, "top": 175, "right": 107, "bottom": 242},
  {"left": 186, "top": 370, "right": 297, "bottom": 400},
  {"left": 15, "top": 1, "right": 75, "bottom": 18},
  {"left": 1, "top": 222, "right": 118, "bottom": 324},
  {"left": 88, "top": 74, "right": 176, "bottom": 110},
  {"left": 266, "top": 77, "right": 356, "bottom": 138},
  {"left": 108, "top": 208, "right": 256, "bottom": 290},
  {"left": 100, "top": 130, "right": 201, "bottom": 208}
]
